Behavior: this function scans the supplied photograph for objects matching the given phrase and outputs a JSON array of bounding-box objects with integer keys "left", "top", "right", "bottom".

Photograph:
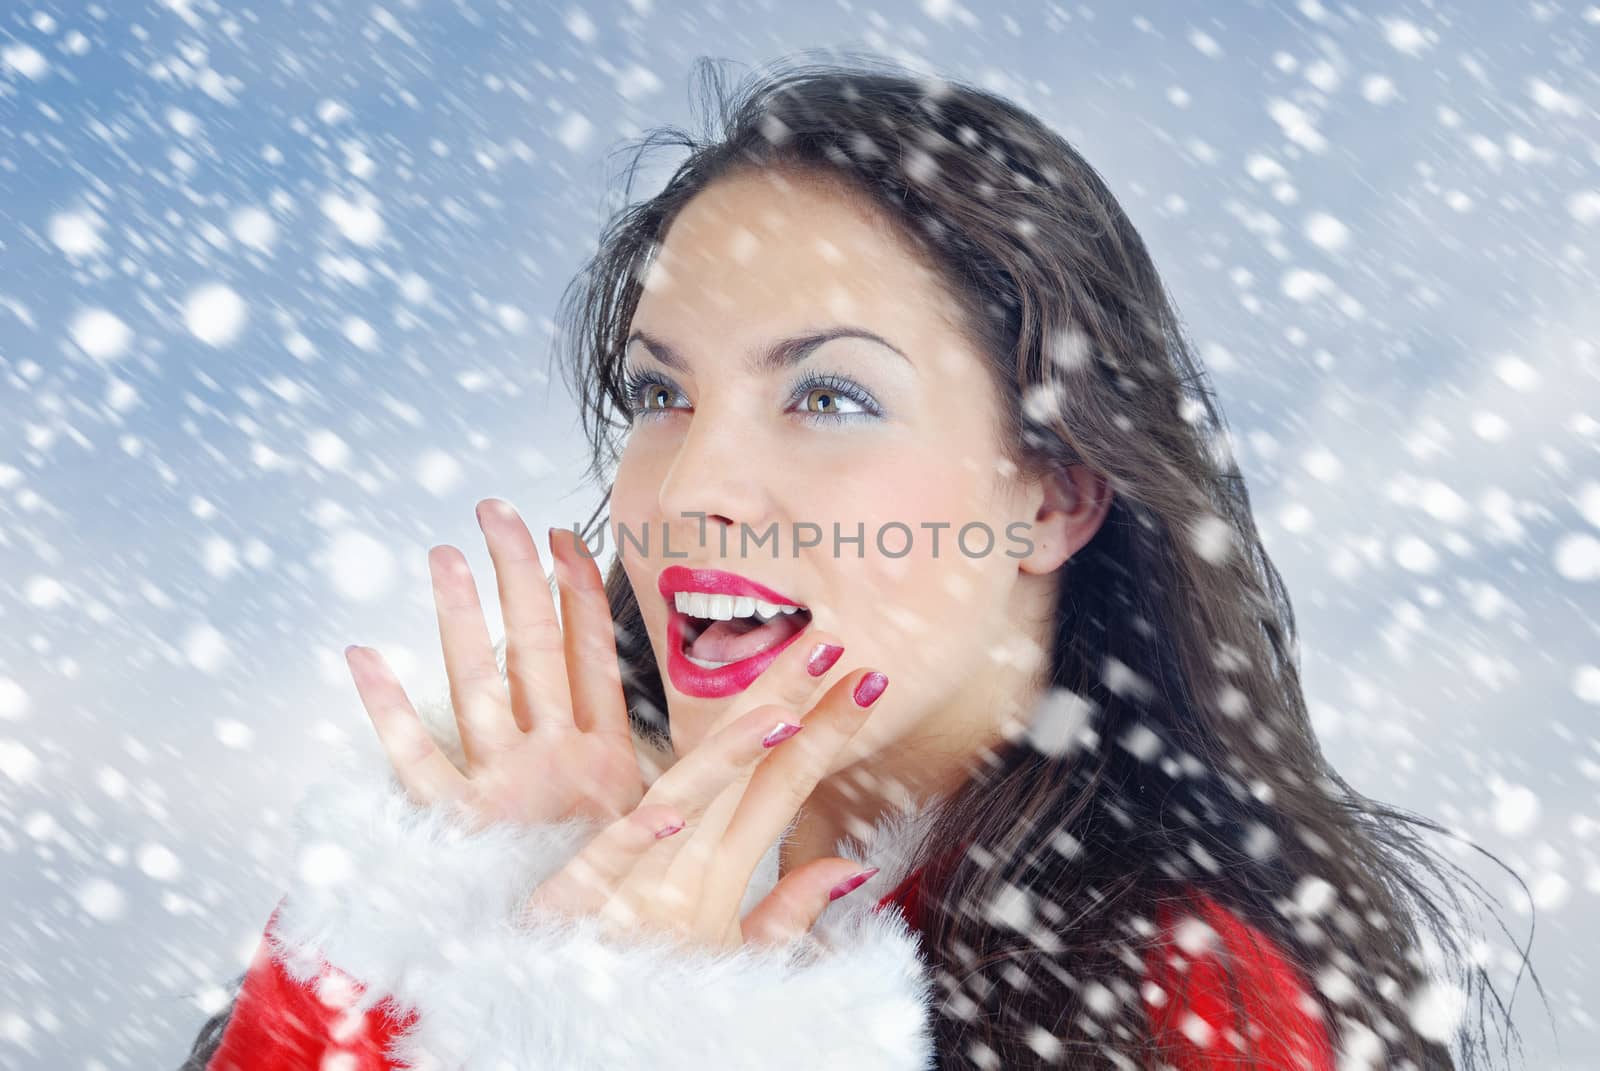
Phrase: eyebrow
[{"left": 624, "top": 326, "right": 910, "bottom": 375}]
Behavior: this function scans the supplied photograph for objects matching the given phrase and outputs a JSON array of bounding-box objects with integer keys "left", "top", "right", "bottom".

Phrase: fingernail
[
  {"left": 852, "top": 672, "right": 888, "bottom": 708},
  {"left": 761, "top": 721, "right": 804, "bottom": 748},
  {"left": 343, "top": 644, "right": 360, "bottom": 658},
  {"left": 828, "top": 867, "right": 879, "bottom": 902},
  {"left": 654, "top": 820, "right": 685, "bottom": 839},
  {"left": 806, "top": 643, "right": 844, "bottom": 677}
]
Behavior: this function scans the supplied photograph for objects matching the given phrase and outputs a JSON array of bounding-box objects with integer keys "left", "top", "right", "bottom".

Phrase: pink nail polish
[
  {"left": 806, "top": 643, "right": 844, "bottom": 676},
  {"left": 853, "top": 672, "right": 888, "bottom": 708},
  {"left": 761, "top": 721, "right": 803, "bottom": 748},
  {"left": 654, "top": 820, "right": 685, "bottom": 839},
  {"left": 828, "top": 867, "right": 879, "bottom": 902}
]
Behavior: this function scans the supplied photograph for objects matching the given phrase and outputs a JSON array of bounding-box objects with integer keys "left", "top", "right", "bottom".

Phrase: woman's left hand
[{"left": 521, "top": 630, "right": 890, "bottom": 953}]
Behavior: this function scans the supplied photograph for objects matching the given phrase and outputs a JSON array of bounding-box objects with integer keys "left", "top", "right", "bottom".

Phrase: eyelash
[{"left": 618, "top": 366, "right": 884, "bottom": 425}]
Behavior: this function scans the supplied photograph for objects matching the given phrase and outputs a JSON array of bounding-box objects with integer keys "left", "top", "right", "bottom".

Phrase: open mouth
[
  {"left": 675, "top": 593, "right": 813, "bottom": 669},
  {"left": 656, "top": 566, "right": 815, "bottom": 698}
]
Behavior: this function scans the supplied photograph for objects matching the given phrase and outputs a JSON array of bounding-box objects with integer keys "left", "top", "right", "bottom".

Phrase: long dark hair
[
  {"left": 182, "top": 52, "right": 1536, "bottom": 1070},
  {"left": 558, "top": 53, "right": 1536, "bottom": 1069}
]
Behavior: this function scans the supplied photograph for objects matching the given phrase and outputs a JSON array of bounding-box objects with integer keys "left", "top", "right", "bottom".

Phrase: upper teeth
[{"left": 674, "top": 592, "right": 804, "bottom": 622}]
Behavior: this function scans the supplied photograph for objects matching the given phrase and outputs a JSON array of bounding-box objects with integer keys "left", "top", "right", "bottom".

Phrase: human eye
[
  {"left": 620, "top": 364, "right": 689, "bottom": 420},
  {"left": 787, "top": 372, "right": 884, "bottom": 425}
]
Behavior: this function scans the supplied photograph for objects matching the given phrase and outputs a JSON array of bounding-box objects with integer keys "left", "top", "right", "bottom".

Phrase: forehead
[{"left": 631, "top": 168, "right": 959, "bottom": 338}]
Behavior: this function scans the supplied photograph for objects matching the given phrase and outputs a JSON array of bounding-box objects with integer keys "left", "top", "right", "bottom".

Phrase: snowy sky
[{"left": 1, "top": 1, "right": 1597, "bottom": 1067}]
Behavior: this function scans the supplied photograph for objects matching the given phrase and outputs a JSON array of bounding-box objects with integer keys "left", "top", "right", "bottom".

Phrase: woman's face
[{"left": 610, "top": 167, "right": 1056, "bottom": 785}]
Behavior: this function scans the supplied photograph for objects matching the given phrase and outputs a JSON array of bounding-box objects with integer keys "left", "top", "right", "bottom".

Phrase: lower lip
[{"left": 664, "top": 607, "right": 811, "bottom": 699}]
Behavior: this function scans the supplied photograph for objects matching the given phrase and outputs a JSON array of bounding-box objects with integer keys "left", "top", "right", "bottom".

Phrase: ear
[{"left": 1016, "top": 464, "right": 1113, "bottom": 576}]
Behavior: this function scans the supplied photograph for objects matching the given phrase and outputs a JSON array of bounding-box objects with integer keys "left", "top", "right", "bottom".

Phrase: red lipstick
[{"left": 657, "top": 565, "right": 811, "bottom": 699}]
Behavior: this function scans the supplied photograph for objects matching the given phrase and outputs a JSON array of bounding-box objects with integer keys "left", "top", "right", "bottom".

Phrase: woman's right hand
[{"left": 342, "top": 498, "right": 647, "bottom": 834}]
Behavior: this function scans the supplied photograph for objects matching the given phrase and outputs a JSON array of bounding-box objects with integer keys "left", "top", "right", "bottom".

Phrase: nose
[{"left": 655, "top": 403, "right": 774, "bottom": 554}]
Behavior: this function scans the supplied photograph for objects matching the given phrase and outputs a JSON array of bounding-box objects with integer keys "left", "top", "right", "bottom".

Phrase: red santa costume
[{"left": 204, "top": 673, "right": 1337, "bottom": 1070}]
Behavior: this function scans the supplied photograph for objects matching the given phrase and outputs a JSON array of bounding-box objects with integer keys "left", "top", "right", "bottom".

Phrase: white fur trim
[
  {"left": 816, "top": 792, "right": 948, "bottom": 932},
  {"left": 265, "top": 643, "right": 944, "bottom": 1068},
  {"left": 377, "top": 892, "right": 936, "bottom": 1070},
  {"left": 265, "top": 735, "right": 605, "bottom": 1012}
]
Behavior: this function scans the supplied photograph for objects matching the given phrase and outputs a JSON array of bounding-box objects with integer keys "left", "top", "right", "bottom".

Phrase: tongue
[{"left": 689, "top": 611, "right": 808, "bottom": 664}]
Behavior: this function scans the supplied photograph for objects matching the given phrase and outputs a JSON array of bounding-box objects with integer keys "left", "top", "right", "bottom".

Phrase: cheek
[
  {"left": 823, "top": 459, "right": 1016, "bottom": 692},
  {"left": 841, "top": 453, "right": 1011, "bottom": 595},
  {"left": 610, "top": 442, "right": 653, "bottom": 522},
  {"left": 610, "top": 444, "right": 668, "bottom": 642},
  {"left": 609, "top": 439, "right": 673, "bottom": 563}
]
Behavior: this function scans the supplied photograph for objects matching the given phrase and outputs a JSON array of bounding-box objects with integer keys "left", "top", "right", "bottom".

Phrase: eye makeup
[{"left": 618, "top": 363, "right": 886, "bottom": 424}]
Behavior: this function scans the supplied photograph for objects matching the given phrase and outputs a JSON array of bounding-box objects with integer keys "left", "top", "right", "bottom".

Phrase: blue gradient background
[{"left": 1, "top": 1, "right": 1596, "bottom": 1066}]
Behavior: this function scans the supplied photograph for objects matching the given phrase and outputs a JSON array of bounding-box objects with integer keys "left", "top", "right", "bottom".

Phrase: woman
[{"left": 183, "top": 56, "right": 1518, "bottom": 1069}]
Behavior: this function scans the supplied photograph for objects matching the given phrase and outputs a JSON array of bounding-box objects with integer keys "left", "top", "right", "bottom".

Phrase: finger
[
  {"left": 652, "top": 775, "right": 747, "bottom": 933},
  {"left": 625, "top": 701, "right": 813, "bottom": 919},
  {"left": 741, "top": 858, "right": 880, "bottom": 949},
  {"left": 548, "top": 526, "right": 630, "bottom": 738},
  {"left": 699, "top": 627, "right": 846, "bottom": 741},
  {"left": 430, "top": 544, "right": 523, "bottom": 764},
  {"left": 769, "top": 626, "right": 847, "bottom": 717},
  {"left": 474, "top": 499, "right": 573, "bottom": 734},
  {"left": 604, "top": 694, "right": 832, "bottom": 934},
  {"left": 526, "top": 802, "right": 685, "bottom": 918},
  {"left": 715, "top": 668, "right": 889, "bottom": 897},
  {"left": 345, "top": 645, "right": 468, "bottom": 806},
  {"left": 637, "top": 700, "right": 813, "bottom": 830},
  {"left": 649, "top": 628, "right": 847, "bottom": 905}
]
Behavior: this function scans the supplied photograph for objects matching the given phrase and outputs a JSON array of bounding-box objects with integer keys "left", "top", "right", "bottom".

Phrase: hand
[
  {"left": 523, "top": 630, "right": 890, "bottom": 954},
  {"left": 343, "top": 498, "right": 645, "bottom": 832}
]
